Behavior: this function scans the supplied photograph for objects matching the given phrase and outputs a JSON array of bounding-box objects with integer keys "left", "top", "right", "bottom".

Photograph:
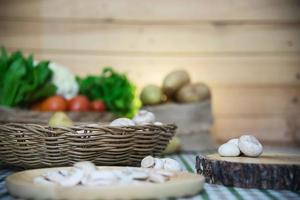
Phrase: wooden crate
[{"left": 145, "top": 101, "right": 215, "bottom": 151}]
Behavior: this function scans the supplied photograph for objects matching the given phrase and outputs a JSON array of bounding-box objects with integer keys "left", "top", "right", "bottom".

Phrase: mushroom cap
[
  {"left": 162, "top": 158, "right": 182, "bottom": 171},
  {"left": 110, "top": 118, "right": 135, "bottom": 127},
  {"left": 238, "top": 135, "right": 263, "bottom": 157},
  {"left": 141, "top": 156, "right": 155, "bottom": 168},
  {"left": 218, "top": 143, "right": 240, "bottom": 157},
  {"left": 153, "top": 158, "right": 164, "bottom": 169},
  {"left": 227, "top": 138, "right": 239, "bottom": 146},
  {"left": 74, "top": 161, "right": 97, "bottom": 172},
  {"left": 133, "top": 110, "right": 156, "bottom": 125}
]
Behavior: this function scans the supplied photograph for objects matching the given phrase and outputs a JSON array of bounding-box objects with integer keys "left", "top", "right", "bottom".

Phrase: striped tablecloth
[{"left": 1, "top": 153, "right": 299, "bottom": 200}]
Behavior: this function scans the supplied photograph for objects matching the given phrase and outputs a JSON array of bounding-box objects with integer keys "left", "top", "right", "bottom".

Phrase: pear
[
  {"left": 140, "top": 85, "right": 162, "bottom": 105},
  {"left": 163, "top": 136, "right": 181, "bottom": 154},
  {"left": 48, "top": 112, "right": 73, "bottom": 127}
]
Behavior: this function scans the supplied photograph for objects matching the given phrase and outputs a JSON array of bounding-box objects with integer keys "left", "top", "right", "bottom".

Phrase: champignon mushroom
[
  {"left": 133, "top": 110, "right": 156, "bottom": 125},
  {"left": 153, "top": 158, "right": 164, "bottom": 169},
  {"left": 59, "top": 169, "right": 84, "bottom": 187},
  {"left": 74, "top": 161, "right": 97, "bottom": 173},
  {"left": 162, "top": 158, "right": 182, "bottom": 172},
  {"left": 141, "top": 156, "right": 155, "bottom": 168},
  {"left": 33, "top": 176, "right": 57, "bottom": 186},
  {"left": 110, "top": 118, "right": 135, "bottom": 127},
  {"left": 227, "top": 138, "right": 239, "bottom": 146},
  {"left": 218, "top": 143, "right": 240, "bottom": 157},
  {"left": 148, "top": 173, "right": 168, "bottom": 183},
  {"left": 153, "top": 122, "right": 163, "bottom": 126},
  {"left": 238, "top": 135, "right": 263, "bottom": 157}
]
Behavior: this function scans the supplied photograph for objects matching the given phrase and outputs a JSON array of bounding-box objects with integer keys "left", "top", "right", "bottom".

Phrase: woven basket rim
[{"left": 0, "top": 121, "right": 177, "bottom": 129}]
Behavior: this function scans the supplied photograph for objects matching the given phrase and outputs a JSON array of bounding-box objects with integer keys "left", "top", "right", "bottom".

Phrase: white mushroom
[
  {"left": 218, "top": 143, "right": 240, "bottom": 157},
  {"left": 59, "top": 169, "right": 84, "bottom": 187},
  {"left": 153, "top": 158, "right": 164, "bottom": 169},
  {"left": 153, "top": 122, "right": 163, "bottom": 126},
  {"left": 109, "top": 118, "right": 135, "bottom": 127},
  {"left": 130, "top": 170, "right": 149, "bottom": 180},
  {"left": 156, "top": 170, "right": 174, "bottom": 177},
  {"left": 148, "top": 173, "right": 168, "bottom": 183},
  {"left": 133, "top": 110, "right": 156, "bottom": 125},
  {"left": 33, "top": 160, "right": 176, "bottom": 187},
  {"left": 227, "top": 138, "right": 239, "bottom": 147},
  {"left": 33, "top": 176, "right": 56, "bottom": 186},
  {"left": 90, "top": 170, "right": 118, "bottom": 181},
  {"left": 238, "top": 135, "right": 263, "bottom": 157},
  {"left": 84, "top": 179, "right": 116, "bottom": 186},
  {"left": 141, "top": 156, "right": 155, "bottom": 168},
  {"left": 42, "top": 171, "right": 66, "bottom": 183},
  {"left": 58, "top": 169, "right": 70, "bottom": 177},
  {"left": 162, "top": 158, "right": 182, "bottom": 172},
  {"left": 74, "top": 161, "right": 97, "bottom": 173}
]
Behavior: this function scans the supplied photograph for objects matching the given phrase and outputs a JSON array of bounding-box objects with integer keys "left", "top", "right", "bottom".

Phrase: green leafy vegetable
[
  {"left": 0, "top": 47, "right": 56, "bottom": 107},
  {"left": 77, "top": 67, "right": 139, "bottom": 117}
]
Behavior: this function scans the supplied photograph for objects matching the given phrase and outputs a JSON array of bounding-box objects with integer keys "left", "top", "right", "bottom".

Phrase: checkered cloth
[{"left": 1, "top": 153, "right": 299, "bottom": 200}]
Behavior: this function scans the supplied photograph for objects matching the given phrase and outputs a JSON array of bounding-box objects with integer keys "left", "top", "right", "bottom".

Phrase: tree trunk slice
[{"left": 196, "top": 153, "right": 300, "bottom": 190}]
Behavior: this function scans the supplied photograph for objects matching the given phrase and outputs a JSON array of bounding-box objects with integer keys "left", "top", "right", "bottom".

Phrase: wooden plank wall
[{"left": 0, "top": 0, "right": 299, "bottom": 145}]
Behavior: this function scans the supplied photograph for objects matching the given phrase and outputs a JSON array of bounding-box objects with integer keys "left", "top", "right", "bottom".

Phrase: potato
[
  {"left": 176, "top": 82, "right": 210, "bottom": 103},
  {"left": 162, "top": 70, "right": 190, "bottom": 97}
]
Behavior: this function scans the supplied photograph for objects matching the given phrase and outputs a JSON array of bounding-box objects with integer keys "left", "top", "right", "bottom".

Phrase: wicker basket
[{"left": 0, "top": 122, "right": 176, "bottom": 169}]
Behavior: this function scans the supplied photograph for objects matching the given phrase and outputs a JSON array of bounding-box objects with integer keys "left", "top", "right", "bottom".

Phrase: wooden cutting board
[
  {"left": 6, "top": 166, "right": 204, "bottom": 200},
  {"left": 196, "top": 153, "right": 300, "bottom": 190}
]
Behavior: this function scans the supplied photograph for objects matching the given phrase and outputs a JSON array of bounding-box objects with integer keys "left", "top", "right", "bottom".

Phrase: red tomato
[
  {"left": 40, "top": 96, "right": 67, "bottom": 111},
  {"left": 68, "top": 95, "right": 90, "bottom": 111},
  {"left": 91, "top": 100, "right": 106, "bottom": 112}
]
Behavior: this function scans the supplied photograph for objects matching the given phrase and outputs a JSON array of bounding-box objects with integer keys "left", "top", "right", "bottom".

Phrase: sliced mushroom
[
  {"left": 141, "top": 156, "right": 155, "bottom": 168},
  {"left": 130, "top": 170, "right": 149, "bottom": 180},
  {"left": 42, "top": 171, "right": 66, "bottom": 183},
  {"left": 58, "top": 169, "right": 70, "bottom": 177},
  {"left": 110, "top": 118, "right": 135, "bottom": 127},
  {"left": 162, "top": 158, "right": 182, "bottom": 172},
  {"left": 90, "top": 170, "right": 118, "bottom": 181},
  {"left": 33, "top": 176, "right": 57, "bottom": 186},
  {"left": 84, "top": 179, "right": 116, "bottom": 186},
  {"left": 156, "top": 170, "right": 174, "bottom": 177},
  {"left": 148, "top": 173, "right": 168, "bottom": 183},
  {"left": 59, "top": 169, "right": 84, "bottom": 187},
  {"left": 74, "top": 161, "right": 97, "bottom": 173},
  {"left": 153, "top": 158, "right": 164, "bottom": 169}
]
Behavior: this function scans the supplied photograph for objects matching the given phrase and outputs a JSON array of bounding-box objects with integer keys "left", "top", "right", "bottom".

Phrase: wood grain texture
[
  {"left": 6, "top": 167, "right": 204, "bottom": 200},
  {"left": 212, "top": 87, "right": 300, "bottom": 116},
  {"left": 196, "top": 153, "right": 300, "bottom": 190},
  {"left": 18, "top": 52, "right": 300, "bottom": 87},
  {"left": 0, "top": 21, "right": 300, "bottom": 53},
  {"left": 0, "top": 0, "right": 299, "bottom": 22},
  {"left": 212, "top": 116, "right": 300, "bottom": 144},
  {"left": 0, "top": 0, "right": 299, "bottom": 144}
]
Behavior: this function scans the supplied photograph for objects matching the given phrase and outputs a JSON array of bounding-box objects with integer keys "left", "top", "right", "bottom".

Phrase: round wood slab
[
  {"left": 196, "top": 153, "right": 300, "bottom": 190},
  {"left": 6, "top": 166, "right": 204, "bottom": 200}
]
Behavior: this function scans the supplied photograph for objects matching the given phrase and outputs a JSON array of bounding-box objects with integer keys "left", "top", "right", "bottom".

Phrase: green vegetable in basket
[
  {"left": 0, "top": 47, "right": 56, "bottom": 107},
  {"left": 48, "top": 112, "right": 73, "bottom": 127},
  {"left": 77, "top": 67, "right": 139, "bottom": 117}
]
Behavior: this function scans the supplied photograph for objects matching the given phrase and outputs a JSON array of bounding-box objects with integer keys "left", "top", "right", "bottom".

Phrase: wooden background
[{"left": 0, "top": 0, "right": 299, "bottom": 145}]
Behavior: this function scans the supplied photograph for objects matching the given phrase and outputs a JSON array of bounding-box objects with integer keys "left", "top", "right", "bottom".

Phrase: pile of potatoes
[{"left": 140, "top": 70, "right": 210, "bottom": 105}]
